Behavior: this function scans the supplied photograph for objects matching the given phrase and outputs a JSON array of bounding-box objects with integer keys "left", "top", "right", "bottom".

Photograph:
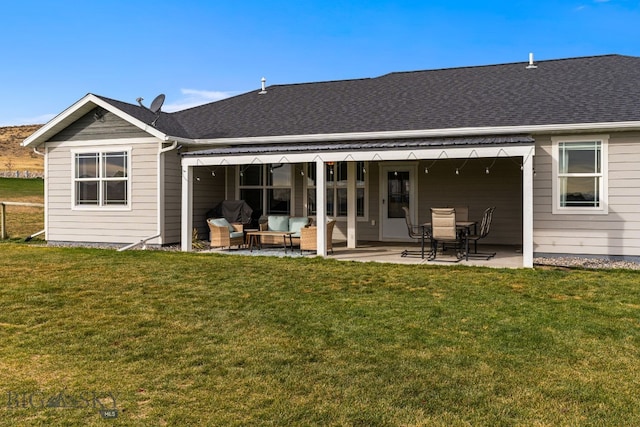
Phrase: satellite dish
[{"left": 149, "top": 94, "right": 165, "bottom": 113}]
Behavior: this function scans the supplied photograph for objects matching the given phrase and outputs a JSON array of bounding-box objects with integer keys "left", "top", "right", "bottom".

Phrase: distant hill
[{"left": 0, "top": 125, "right": 43, "bottom": 174}]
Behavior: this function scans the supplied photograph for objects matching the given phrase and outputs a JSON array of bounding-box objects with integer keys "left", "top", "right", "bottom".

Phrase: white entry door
[{"left": 380, "top": 164, "right": 417, "bottom": 241}]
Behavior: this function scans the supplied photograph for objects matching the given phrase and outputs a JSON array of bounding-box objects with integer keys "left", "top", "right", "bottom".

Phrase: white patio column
[
  {"left": 347, "top": 161, "right": 357, "bottom": 248},
  {"left": 315, "top": 158, "right": 327, "bottom": 256},
  {"left": 181, "top": 164, "right": 194, "bottom": 252},
  {"left": 522, "top": 155, "right": 534, "bottom": 268}
]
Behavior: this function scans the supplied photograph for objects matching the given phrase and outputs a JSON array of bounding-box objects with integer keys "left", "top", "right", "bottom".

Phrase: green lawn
[
  {"left": 0, "top": 177, "right": 44, "bottom": 201},
  {"left": 1, "top": 244, "right": 639, "bottom": 426}
]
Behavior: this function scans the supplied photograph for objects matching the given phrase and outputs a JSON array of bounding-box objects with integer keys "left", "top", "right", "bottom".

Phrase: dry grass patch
[{"left": 0, "top": 125, "right": 43, "bottom": 172}]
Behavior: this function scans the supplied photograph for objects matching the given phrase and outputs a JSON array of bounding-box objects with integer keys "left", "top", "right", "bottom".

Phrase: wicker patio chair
[
  {"left": 300, "top": 219, "right": 336, "bottom": 254},
  {"left": 207, "top": 218, "right": 245, "bottom": 249}
]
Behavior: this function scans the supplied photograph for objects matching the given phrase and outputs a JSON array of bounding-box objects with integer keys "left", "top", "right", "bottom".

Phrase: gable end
[{"left": 49, "top": 108, "right": 151, "bottom": 142}]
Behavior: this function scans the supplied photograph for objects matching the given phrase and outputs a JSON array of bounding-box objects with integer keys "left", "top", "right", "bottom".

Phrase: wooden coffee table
[{"left": 245, "top": 230, "right": 295, "bottom": 253}]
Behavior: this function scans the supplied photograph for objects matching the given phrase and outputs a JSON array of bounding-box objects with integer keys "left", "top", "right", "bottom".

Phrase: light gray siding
[
  {"left": 49, "top": 109, "right": 149, "bottom": 141},
  {"left": 46, "top": 139, "right": 160, "bottom": 244},
  {"left": 162, "top": 150, "right": 182, "bottom": 244},
  {"left": 533, "top": 132, "right": 640, "bottom": 257}
]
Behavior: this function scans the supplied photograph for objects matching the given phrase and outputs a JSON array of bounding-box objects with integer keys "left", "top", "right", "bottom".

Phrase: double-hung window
[
  {"left": 238, "top": 164, "right": 291, "bottom": 215},
  {"left": 73, "top": 150, "right": 130, "bottom": 208},
  {"left": 552, "top": 136, "right": 608, "bottom": 214},
  {"left": 306, "top": 161, "right": 367, "bottom": 218}
]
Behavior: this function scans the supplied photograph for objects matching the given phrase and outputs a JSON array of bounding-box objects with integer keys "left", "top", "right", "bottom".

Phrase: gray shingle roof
[
  {"left": 94, "top": 95, "right": 190, "bottom": 137},
  {"left": 100, "top": 55, "right": 640, "bottom": 140}
]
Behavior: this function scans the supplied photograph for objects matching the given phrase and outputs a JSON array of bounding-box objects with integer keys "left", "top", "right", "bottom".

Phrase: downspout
[
  {"left": 118, "top": 140, "right": 178, "bottom": 251},
  {"left": 157, "top": 140, "right": 179, "bottom": 245},
  {"left": 32, "top": 146, "right": 47, "bottom": 240}
]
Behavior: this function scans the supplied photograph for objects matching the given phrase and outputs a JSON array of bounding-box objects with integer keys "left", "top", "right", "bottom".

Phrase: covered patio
[
  {"left": 181, "top": 135, "right": 535, "bottom": 267},
  {"left": 329, "top": 242, "right": 524, "bottom": 268},
  {"left": 205, "top": 241, "right": 525, "bottom": 268}
]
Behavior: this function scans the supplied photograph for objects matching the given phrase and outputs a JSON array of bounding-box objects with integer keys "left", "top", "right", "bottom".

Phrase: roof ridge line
[{"left": 381, "top": 53, "right": 626, "bottom": 77}]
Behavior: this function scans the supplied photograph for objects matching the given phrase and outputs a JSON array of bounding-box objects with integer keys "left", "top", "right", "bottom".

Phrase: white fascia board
[
  {"left": 23, "top": 94, "right": 94, "bottom": 147},
  {"left": 23, "top": 94, "right": 167, "bottom": 147},
  {"left": 176, "top": 121, "right": 640, "bottom": 147},
  {"left": 181, "top": 145, "right": 535, "bottom": 167}
]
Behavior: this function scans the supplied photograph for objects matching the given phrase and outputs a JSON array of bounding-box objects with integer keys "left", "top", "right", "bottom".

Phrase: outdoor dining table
[{"left": 421, "top": 221, "right": 477, "bottom": 260}]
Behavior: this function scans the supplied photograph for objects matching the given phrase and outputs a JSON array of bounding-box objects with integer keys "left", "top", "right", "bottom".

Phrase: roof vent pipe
[
  {"left": 526, "top": 52, "right": 537, "bottom": 69},
  {"left": 259, "top": 77, "right": 267, "bottom": 94}
]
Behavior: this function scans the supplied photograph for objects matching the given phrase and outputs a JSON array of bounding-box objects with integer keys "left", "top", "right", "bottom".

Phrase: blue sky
[{"left": 1, "top": 0, "right": 639, "bottom": 126}]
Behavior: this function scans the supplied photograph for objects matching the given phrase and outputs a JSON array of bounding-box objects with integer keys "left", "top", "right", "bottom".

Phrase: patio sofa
[{"left": 258, "top": 215, "right": 312, "bottom": 247}]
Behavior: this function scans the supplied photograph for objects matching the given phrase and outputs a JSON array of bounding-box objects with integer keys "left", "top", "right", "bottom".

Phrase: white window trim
[
  {"left": 304, "top": 161, "right": 369, "bottom": 222},
  {"left": 71, "top": 147, "right": 132, "bottom": 211},
  {"left": 551, "top": 135, "right": 608, "bottom": 215}
]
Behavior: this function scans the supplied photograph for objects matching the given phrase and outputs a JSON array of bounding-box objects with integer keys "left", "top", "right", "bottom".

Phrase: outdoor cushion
[
  {"left": 229, "top": 231, "right": 244, "bottom": 239},
  {"left": 268, "top": 215, "right": 290, "bottom": 232},
  {"left": 289, "top": 217, "right": 309, "bottom": 234},
  {"left": 209, "top": 217, "right": 234, "bottom": 232}
]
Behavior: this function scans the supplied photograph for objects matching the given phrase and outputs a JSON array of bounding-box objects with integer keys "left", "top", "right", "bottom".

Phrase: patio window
[
  {"left": 73, "top": 150, "right": 129, "bottom": 207},
  {"left": 306, "top": 162, "right": 366, "bottom": 218},
  {"left": 552, "top": 136, "right": 608, "bottom": 214},
  {"left": 238, "top": 164, "right": 291, "bottom": 215}
]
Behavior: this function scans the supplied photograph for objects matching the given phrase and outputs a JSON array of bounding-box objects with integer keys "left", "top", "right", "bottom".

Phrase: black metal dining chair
[
  {"left": 401, "top": 206, "right": 430, "bottom": 258},
  {"left": 467, "top": 207, "right": 496, "bottom": 259}
]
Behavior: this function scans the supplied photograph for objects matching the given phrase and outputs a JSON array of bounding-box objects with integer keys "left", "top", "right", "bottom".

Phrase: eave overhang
[{"left": 169, "top": 120, "right": 640, "bottom": 148}]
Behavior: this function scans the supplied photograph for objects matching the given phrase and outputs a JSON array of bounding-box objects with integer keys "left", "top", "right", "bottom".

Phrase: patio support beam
[
  {"left": 522, "top": 152, "right": 534, "bottom": 268},
  {"left": 315, "top": 158, "right": 327, "bottom": 256},
  {"left": 181, "top": 145, "right": 534, "bottom": 168},
  {"left": 347, "top": 162, "right": 357, "bottom": 248},
  {"left": 181, "top": 165, "right": 194, "bottom": 252}
]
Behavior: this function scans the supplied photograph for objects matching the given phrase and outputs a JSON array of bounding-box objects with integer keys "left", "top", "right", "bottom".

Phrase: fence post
[{"left": 1, "top": 203, "right": 6, "bottom": 239}]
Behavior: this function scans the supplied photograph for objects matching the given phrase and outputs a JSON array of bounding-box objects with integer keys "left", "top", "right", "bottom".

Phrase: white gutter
[
  {"left": 156, "top": 140, "right": 179, "bottom": 246},
  {"left": 166, "top": 121, "right": 640, "bottom": 146},
  {"left": 31, "top": 146, "right": 47, "bottom": 240},
  {"left": 160, "top": 140, "right": 179, "bottom": 154},
  {"left": 163, "top": 135, "right": 194, "bottom": 145}
]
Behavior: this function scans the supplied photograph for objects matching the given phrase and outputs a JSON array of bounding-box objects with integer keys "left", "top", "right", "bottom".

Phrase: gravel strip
[{"left": 534, "top": 257, "right": 640, "bottom": 270}]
